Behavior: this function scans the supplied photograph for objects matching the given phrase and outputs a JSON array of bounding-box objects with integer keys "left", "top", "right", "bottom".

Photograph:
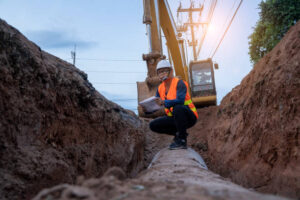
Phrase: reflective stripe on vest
[{"left": 158, "top": 78, "right": 198, "bottom": 118}]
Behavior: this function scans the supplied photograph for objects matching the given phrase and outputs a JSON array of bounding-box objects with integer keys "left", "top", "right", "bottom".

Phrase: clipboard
[{"left": 139, "top": 96, "right": 163, "bottom": 113}]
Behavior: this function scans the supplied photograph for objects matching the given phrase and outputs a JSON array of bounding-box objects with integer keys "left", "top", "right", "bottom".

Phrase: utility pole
[
  {"left": 177, "top": 0, "right": 205, "bottom": 61},
  {"left": 71, "top": 44, "right": 76, "bottom": 66}
]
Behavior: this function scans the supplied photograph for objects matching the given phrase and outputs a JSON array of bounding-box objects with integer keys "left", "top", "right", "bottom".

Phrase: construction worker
[{"left": 149, "top": 60, "right": 198, "bottom": 150}]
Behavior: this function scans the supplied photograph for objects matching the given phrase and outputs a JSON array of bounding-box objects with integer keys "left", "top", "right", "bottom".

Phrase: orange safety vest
[{"left": 158, "top": 77, "right": 198, "bottom": 118}]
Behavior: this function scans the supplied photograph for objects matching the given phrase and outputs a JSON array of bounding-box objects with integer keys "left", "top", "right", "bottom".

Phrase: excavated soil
[
  {"left": 189, "top": 21, "right": 300, "bottom": 198},
  {"left": 32, "top": 148, "right": 290, "bottom": 200},
  {"left": 0, "top": 19, "right": 170, "bottom": 200}
]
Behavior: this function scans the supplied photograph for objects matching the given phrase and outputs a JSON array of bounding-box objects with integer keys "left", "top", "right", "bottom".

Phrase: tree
[{"left": 248, "top": 0, "right": 300, "bottom": 64}]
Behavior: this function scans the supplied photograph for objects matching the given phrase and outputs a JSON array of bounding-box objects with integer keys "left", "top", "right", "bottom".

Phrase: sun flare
[{"left": 207, "top": 23, "right": 215, "bottom": 32}]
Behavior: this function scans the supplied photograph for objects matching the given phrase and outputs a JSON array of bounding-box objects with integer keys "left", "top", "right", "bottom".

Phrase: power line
[
  {"left": 76, "top": 58, "right": 143, "bottom": 62},
  {"left": 209, "top": 0, "right": 237, "bottom": 56},
  {"left": 210, "top": 0, "right": 243, "bottom": 58},
  {"left": 71, "top": 65, "right": 146, "bottom": 68},
  {"left": 92, "top": 82, "right": 137, "bottom": 85},
  {"left": 64, "top": 58, "right": 144, "bottom": 62},
  {"left": 196, "top": 0, "right": 218, "bottom": 56},
  {"left": 85, "top": 71, "right": 146, "bottom": 74},
  {"left": 111, "top": 99, "right": 137, "bottom": 101}
]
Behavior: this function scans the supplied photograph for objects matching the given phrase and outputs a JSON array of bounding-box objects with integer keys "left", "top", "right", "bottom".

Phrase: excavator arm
[
  {"left": 138, "top": 0, "right": 216, "bottom": 118},
  {"left": 158, "top": 0, "right": 188, "bottom": 82},
  {"left": 138, "top": 0, "right": 189, "bottom": 117}
]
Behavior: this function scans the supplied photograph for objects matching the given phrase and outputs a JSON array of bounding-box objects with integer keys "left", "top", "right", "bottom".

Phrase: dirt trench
[
  {"left": 31, "top": 21, "right": 299, "bottom": 200},
  {"left": 0, "top": 17, "right": 299, "bottom": 200},
  {"left": 0, "top": 18, "right": 170, "bottom": 200},
  {"left": 32, "top": 148, "right": 290, "bottom": 200}
]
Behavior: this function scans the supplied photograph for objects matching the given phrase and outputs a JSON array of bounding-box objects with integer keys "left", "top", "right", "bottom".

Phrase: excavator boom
[{"left": 138, "top": 0, "right": 217, "bottom": 117}]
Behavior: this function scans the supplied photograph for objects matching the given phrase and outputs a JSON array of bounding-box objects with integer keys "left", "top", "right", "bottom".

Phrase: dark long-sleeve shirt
[{"left": 155, "top": 80, "right": 187, "bottom": 108}]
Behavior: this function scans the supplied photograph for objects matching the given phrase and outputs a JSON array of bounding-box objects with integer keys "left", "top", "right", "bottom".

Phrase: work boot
[{"left": 169, "top": 137, "right": 187, "bottom": 150}]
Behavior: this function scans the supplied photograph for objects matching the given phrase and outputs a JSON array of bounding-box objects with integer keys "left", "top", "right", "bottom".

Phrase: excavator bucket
[
  {"left": 137, "top": 81, "right": 156, "bottom": 106},
  {"left": 137, "top": 81, "right": 154, "bottom": 116}
]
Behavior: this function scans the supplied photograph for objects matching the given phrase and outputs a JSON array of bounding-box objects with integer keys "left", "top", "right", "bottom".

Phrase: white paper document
[{"left": 139, "top": 96, "right": 163, "bottom": 113}]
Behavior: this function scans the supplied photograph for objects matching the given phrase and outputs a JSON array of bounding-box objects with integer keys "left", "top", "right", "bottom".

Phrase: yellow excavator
[{"left": 137, "top": 0, "right": 218, "bottom": 117}]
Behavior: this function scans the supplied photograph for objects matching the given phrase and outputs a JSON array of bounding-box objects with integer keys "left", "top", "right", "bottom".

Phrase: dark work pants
[{"left": 149, "top": 105, "right": 197, "bottom": 140}]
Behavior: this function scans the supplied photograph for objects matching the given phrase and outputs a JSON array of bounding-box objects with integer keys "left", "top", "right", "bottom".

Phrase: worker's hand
[{"left": 155, "top": 98, "right": 165, "bottom": 106}]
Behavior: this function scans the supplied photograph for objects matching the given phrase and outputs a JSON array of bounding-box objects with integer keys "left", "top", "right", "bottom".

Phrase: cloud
[{"left": 26, "top": 30, "right": 97, "bottom": 49}]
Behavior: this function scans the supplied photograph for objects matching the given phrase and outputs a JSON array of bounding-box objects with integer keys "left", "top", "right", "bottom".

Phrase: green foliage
[{"left": 248, "top": 0, "right": 300, "bottom": 64}]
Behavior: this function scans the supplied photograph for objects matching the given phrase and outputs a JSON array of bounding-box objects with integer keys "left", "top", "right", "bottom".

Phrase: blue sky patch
[{"left": 26, "top": 30, "right": 97, "bottom": 49}]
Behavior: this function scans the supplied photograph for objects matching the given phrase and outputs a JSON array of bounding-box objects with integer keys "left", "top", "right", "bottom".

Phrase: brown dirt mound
[
  {"left": 32, "top": 149, "right": 289, "bottom": 200},
  {"left": 0, "top": 19, "right": 169, "bottom": 200},
  {"left": 189, "top": 21, "right": 300, "bottom": 198}
]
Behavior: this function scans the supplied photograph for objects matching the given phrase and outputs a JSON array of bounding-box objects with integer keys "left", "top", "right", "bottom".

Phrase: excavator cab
[{"left": 189, "top": 59, "right": 217, "bottom": 107}]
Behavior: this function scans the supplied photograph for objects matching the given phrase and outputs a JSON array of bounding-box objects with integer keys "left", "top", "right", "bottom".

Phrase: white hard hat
[{"left": 156, "top": 60, "right": 172, "bottom": 71}]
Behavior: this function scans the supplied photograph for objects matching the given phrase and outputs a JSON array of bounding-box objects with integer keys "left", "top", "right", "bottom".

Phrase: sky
[{"left": 0, "top": 0, "right": 261, "bottom": 113}]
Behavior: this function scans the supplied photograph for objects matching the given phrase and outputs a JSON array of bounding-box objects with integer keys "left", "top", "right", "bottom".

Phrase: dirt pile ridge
[
  {"left": 189, "top": 21, "right": 300, "bottom": 198},
  {"left": 32, "top": 148, "right": 289, "bottom": 200},
  {"left": 0, "top": 19, "right": 170, "bottom": 200}
]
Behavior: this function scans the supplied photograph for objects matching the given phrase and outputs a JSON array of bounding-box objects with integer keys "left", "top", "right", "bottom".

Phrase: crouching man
[{"left": 149, "top": 60, "right": 198, "bottom": 150}]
